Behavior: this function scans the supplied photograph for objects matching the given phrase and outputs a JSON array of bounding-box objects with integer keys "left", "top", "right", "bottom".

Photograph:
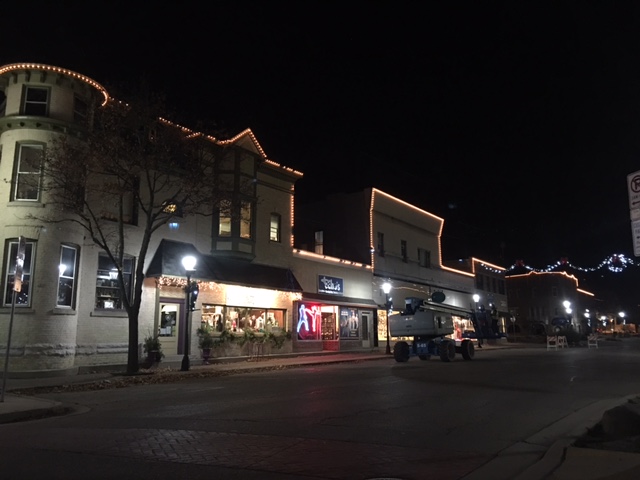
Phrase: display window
[
  {"left": 297, "top": 303, "right": 343, "bottom": 341},
  {"left": 201, "top": 304, "right": 285, "bottom": 333},
  {"left": 339, "top": 307, "right": 360, "bottom": 339}
]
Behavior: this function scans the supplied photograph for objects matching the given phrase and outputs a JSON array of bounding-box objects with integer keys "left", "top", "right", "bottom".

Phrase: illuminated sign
[
  {"left": 318, "top": 275, "right": 343, "bottom": 295},
  {"left": 297, "top": 303, "right": 321, "bottom": 340}
]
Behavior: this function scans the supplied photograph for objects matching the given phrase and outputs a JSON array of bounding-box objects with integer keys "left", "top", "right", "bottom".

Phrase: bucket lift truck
[{"left": 388, "top": 297, "right": 475, "bottom": 363}]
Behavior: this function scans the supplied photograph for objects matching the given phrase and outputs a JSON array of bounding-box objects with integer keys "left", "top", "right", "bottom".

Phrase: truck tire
[
  {"left": 393, "top": 341, "right": 410, "bottom": 362},
  {"left": 460, "top": 339, "right": 474, "bottom": 360},
  {"left": 439, "top": 340, "right": 456, "bottom": 362}
]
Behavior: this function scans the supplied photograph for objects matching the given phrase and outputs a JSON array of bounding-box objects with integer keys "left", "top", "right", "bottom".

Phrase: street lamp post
[
  {"left": 382, "top": 282, "right": 392, "bottom": 355},
  {"left": 181, "top": 255, "right": 197, "bottom": 372}
]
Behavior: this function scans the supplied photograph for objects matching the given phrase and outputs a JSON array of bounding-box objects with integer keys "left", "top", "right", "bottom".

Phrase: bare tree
[{"left": 35, "top": 92, "right": 234, "bottom": 374}]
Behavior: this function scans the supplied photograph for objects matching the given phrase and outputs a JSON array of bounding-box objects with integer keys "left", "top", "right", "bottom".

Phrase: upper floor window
[
  {"left": 58, "top": 245, "right": 78, "bottom": 308},
  {"left": 377, "top": 232, "right": 385, "bottom": 257},
  {"left": 401, "top": 240, "right": 407, "bottom": 263},
  {"left": 314, "top": 231, "right": 324, "bottom": 255},
  {"left": 22, "top": 86, "right": 49, "bottom": 116},
  {"left": 219, "top": 200, "right": 232, "bottom": 237},
  {"left": 73, "top": 94, "right": 88, "bottom": 124},
  {"left": 240, "top": 201, "right": 252, "bottom": 239},
  {"left": 13, "top": 144, "right": 44, "bottom": 201},
  {"left": 95, "top": 253, "right": 134, "bottom": 310},
  {"left": 270, "top": 213, "right": 281, "bottom": 242},
  {"left": 3, "top": 239, "right": 35, "bottom": 307},
  {"left": 551, "top": 286, "right": 558, "bottom": 297},
  {"left": 418, "top": 248, "right": 430, "bottom": 268}
]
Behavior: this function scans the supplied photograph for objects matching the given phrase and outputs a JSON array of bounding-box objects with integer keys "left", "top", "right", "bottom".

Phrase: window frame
[
  {"left": 22, "top": 86, "right": 50, "bottom": 116},
  {"left": 218, "top": 199, "right": 232, "bottom": 237},
  {"left": 13, "top": 143, "right": 44, "bottom": 201},
  {"left": 240, "top": 200, "right": 252, "bottom": 239},
  {"left": 314, "top": 230, "right": 324, "bottom": 255},
  {"left": 418, "top": 247, "right": 430, "bottom": 268},
  {"left": 95, "top": 253, "right": 135, "bottom": 310},
  {"left": 270, "top": 213, "right": 281, "bottom": 243},
  {"left": 377, "top": 232, "right": 385, "bottom": 257},
  {"left": 3, "top": 239, "right": 35, "bottom": 307},
  {"left": 57, "top": 244, "right": 79, "bottom": 308},
  {"left": 73, "top": 93, "right": 89, "bottom": 124}
]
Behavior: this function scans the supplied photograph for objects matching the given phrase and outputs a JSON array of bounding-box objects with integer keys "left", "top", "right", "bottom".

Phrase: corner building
[{"left": 0, "top": 63, "right": 309, "bottom": 375}]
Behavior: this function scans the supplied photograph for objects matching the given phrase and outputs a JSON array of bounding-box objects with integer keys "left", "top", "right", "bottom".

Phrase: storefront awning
[{"left": 146, "top": 239, "right": 303, "bottom": 292}]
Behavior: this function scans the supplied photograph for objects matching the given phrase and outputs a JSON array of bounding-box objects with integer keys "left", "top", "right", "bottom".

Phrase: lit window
[
  {"left": 219, "top": 200, "right": 231, "bottom": 237},
  {"left": 23, "top": 86, "right": 49, "bottom": 116},
  {"left": 270, "top": 213, "right": 281, "bottom": 242},
  {"left": 314, "top": 231, "right": 324, "bottom": 255},
  {"left": 3, "top": 239, "right": 35, "bottom": 307},
  {"left": 57, "top": 245, "right": 78, "bottom": 308},
  {"left": 240, "top": 201, "right": 252, "bottom": 239},
  {"left": 95, "top": 254, "right": 134, "bottom": 310},
  {"left": 14, "top": 144, "right": 43, "bottom": 201}
]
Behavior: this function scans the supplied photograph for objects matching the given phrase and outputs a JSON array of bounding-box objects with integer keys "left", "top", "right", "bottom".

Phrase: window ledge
[
  {"left": 52, "top": 307, "right": 76, "bottom": 315},
  {"left": 7, "top": 201, "right": 45, "bottom": 207},
  {"left": 0, "top": 307, "right": 35, "bottom": 314},
  {"left": 91, "top": 309, "right": 128, "bottom": 318}
]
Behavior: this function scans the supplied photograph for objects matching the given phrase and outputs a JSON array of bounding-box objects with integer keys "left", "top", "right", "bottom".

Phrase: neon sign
[{"left": 297, "top": 303, "right": 321, "bottom": 340}]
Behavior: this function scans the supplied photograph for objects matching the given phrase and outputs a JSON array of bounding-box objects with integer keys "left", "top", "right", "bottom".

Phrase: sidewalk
[{"left": 1, "top": 342, "right": 639, "bottom": 480}]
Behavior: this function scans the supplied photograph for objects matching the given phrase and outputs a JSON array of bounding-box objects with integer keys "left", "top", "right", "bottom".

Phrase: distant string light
[{"left": 503, "top": 254, "right": 634, "bottom": 274}]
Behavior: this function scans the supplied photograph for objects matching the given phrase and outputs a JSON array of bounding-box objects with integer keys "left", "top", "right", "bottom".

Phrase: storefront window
[
  {"left": 297, "top": 303, "right": 321, "bottom": 340},
  {"left": 297, "top": 303, "right": 340, "bottom": 341},
  {"left": 339, "top": 308, "right": 360, "bottom": 338},
  {"left": 201, "top": 304, "right": 285, "bottom": 333}
]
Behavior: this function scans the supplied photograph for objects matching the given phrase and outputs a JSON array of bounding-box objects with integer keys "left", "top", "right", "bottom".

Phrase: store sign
[{"left": 318, "top": 275, "right": 343, "bottom": 295}]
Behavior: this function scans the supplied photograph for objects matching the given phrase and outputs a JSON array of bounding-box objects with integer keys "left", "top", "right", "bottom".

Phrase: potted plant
[
  {"left": 197, "top": 324, "right": 216, "bottom": 364},
  {"left": 142, "top": 334, "right": 164, "bottom": 366}
]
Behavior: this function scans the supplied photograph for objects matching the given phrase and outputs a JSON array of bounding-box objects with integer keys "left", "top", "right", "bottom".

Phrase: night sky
[{"left": 3, "top": 1, "right": 640, "bottom": 313}]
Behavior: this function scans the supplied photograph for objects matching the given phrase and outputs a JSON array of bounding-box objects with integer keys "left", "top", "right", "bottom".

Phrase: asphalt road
[{"left": 1, "top": 340, "right": 639, "bottom": 480}]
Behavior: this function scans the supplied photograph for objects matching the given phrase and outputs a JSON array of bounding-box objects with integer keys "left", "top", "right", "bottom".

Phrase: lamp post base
[
  {"left": 385, "top": 343, "right": 391, "bottom": 355},
  {"left": 181, "top": 355, "right": 190, "bottom": 371}
]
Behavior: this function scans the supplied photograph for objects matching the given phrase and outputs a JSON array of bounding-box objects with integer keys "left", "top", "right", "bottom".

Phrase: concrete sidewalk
[{"left": 1, "top": 343, "right": 639, "bottom": 480}]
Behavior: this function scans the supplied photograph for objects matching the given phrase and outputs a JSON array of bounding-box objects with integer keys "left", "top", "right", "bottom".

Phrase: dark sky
[{"left": 4, "top": 1, "right": 640, "bottom": 310}]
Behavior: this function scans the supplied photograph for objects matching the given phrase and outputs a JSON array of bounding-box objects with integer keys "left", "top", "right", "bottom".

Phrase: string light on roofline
[{"left": 505, "top": 254, "right": 634, "bottom": 274}]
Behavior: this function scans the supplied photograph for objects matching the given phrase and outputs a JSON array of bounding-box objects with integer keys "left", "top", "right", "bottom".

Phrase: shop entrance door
[
  {"left": 158, "top": 301, "right": 183, "bottom": 356},
  {"left": 360, "top": 310, "right": 372, "bottom": 347}
]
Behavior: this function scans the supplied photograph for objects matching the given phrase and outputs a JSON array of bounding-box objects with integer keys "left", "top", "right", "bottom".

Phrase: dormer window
[{"left": 22, "top": 86, "right": 49, "bottom": 116}]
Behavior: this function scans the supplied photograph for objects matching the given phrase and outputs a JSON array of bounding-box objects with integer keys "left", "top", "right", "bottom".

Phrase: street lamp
[
  {"left": 472, "top": 294, "right": 480, "bottom": 310},
  {"left": 382, "top": 282, "right": 392, "bottom": 355},
  {"left": 181, "top": 255, "right": 197, "bottom": 371}
]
